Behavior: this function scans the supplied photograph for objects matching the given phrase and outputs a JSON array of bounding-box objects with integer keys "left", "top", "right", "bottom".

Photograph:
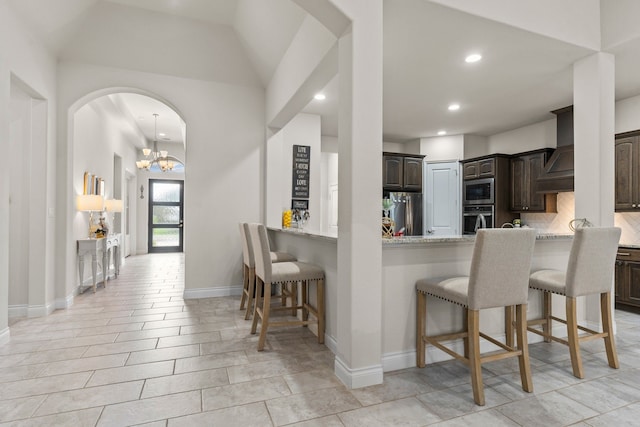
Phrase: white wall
[
  {"left": 420, "top": 135, "right": 464, "bottom": 161},
  {"left": 57, "top": 61, "right": 265, "bottom": 300},
  {"left": 265, "top": 113, "right": 322, "bottom": 231},
  {"left": 0, "top": 2, "right": 58, "bottom": 333},
  {"left": 488, "top": 118, "right": 556, "bottom": 154},
  {"left": 616, "top": 94, "right": 640, "bottom": 134},
  {"left": 72, "top": 97, "right": 140, "bottom": 282}
]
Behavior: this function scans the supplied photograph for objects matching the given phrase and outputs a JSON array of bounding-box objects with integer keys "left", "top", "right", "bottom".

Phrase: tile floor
[{"left": 2, "top": 253, "right": 640, "bottom": 426}]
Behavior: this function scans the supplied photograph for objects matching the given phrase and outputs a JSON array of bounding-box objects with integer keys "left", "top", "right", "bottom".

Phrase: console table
[{"left": 77, "top": 233, "right": 121, "bottom": 293}]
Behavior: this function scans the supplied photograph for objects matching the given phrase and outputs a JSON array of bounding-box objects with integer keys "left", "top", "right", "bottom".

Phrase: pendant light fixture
[{"left": 136, "top": 113, "right": 183, "bottom": 172}]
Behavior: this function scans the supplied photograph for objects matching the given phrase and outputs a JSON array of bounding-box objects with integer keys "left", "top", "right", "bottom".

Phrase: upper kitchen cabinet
[
  {"left": 510, "top": 149, "right": 557, "bottom": 213},
  {"left": 615, "top": 132, "right": 640, "bottom": 211},
  {"left": 383, "top": 152, "right": 425, "bottom": 192},
  {"left": 462, "top": 158, "right": 495, "bottom": 180}
]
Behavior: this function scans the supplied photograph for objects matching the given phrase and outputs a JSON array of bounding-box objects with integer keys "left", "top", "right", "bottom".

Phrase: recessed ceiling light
[
  {"left": 448, "top": 103, "right": 460, "bottom": 111},
  {"left": 314, "top": 93, "right": 326, "bottom": 100},
  {"left": 437, "top": 130, "right": 447, "bottom": 136},
  {"left": 158, "top": 133, "right": 166, "bottom": 137},
  {"left": 465, "top": 53, "right": 482, "bottom": 63}
]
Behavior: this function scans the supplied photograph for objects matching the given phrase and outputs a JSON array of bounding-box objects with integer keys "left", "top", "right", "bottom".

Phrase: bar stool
[
  {"left": 525, "top": 226, "right": 621, "bottom": 379},
  {"left": 416, "top": 228, "right": 536, "bottom": 406},
  {"left": 247, "top": 223, "right": 325, "bottom": 351},
  {"left": 238, "top": 223, "right": 296, "bottom": 320}
]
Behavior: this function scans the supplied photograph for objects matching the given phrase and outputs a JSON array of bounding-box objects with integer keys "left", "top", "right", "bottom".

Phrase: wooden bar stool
[
  {"left": 524, "top": 226, "right": 621, "bottom": 379},
  {"left": 238, "top": 223, "right": 295, "bottom": 320},
  {"left": 416, "top": 228, "right": 536, "bottom": 406},
  {"left": 247, "top": 223, "right": 325, "bottom": 351}
]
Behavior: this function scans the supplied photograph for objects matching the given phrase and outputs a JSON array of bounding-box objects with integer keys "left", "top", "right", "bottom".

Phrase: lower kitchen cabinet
[{"left": 615, "top": 247, "right": 640, "bottom": 312}]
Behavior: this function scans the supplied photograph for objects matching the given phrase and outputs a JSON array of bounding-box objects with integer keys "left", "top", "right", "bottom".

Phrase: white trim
[
  {"left": 0, "top": 327, "right": 9, "bottom": 345},
  {"left": 27, "top": 302, "right": 55, "bottom": 318},
  {"left": 55, "top": 292, "right": 75, "bottom": 310},
  {"left": 183, "top": 286, "right": 243, "bottom": 300},
  {"left": 8, "top": 304, "right": 28, "bottom": 318},
  {"left": 324, "top": 333, "right": 338, "bottom": 355},
  {"left": 334, "top": 356, "right": 383, "bottom": 389}
]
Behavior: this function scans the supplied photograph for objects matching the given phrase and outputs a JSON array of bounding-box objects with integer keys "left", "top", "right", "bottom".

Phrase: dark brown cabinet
[
  {"left": 510, "top": 150, "right": 556, "bottom": 212},
  {"left": 615, "top": 247, "right": 640, "bottom": 312},
  {"left": 463, "top": 158, "right": 495, "bottom": 180},
  {"left": 383, "top": 153, "right": 424, "bottom": 192},
  {"left": 615, "top": 135, "right": 640, "bottom": 211}
]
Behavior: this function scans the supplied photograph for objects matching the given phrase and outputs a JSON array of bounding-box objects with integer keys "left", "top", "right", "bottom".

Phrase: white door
[{"left": 425, "top": 161, "right": 460, "bottom": 235}]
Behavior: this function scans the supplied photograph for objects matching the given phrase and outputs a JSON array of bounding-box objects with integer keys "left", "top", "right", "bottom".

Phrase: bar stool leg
[
  {"left": 302, "top": 279, "right": 309, "bottom": 325},
  {"left": 244, "top": 267, "right": 256, "bottom": 320},
  {"left": 542, "top": 291, "right": 552, "bottom": 342},
  {"left": 258, "top": 282, "right": 272, "bottom": 351},
  {"left": 416, "top": 291, "right": 426, "bottom": 368},
  {"left": 566, "top": 296, "right": 584, "bottom": 378},
  {"left": 516, "top": 304, "right": 533, "bottom": 393},
  {"left": 251, "top": 278, "right": 263, "bottom": 335},
  {"left": 601, "top": 292, "right": 619, "bottom": 369},
  {"left": 291, "top": 281, "right": 298, "bottom": 317},
  {"left": 317, "top": 279, "right": 325, "bottom": 344},
  {"left": 504, "top": 306, "right": 514, "bottom": 348},
  {"left": 467, "top": 309, "right": 485, "bottom": 406},
  {"left": 240, "top": 264, "right": 248, "bottom": 311},
  {"left": 463, "top": 307, "right": 469, "bottom": 359}
]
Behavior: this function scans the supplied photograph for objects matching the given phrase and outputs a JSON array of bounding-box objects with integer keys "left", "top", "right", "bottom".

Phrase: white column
[
  {"left": 573, "top": 52, "right": 615, "bottom": 326},
  {"left": 332, "top": 0, "right": 384, "bottom": 388},
  {"left": 0, "top": 62, "right": 9, "bottom": 342}
]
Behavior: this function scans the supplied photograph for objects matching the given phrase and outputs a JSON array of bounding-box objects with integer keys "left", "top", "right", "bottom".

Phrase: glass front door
[{"left": 148, "top": 179, "right": 184, "bottom": 253}]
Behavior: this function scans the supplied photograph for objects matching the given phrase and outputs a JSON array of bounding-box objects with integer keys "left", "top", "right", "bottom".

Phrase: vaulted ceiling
[{"left": 8, "top": 0, "right": 640, "bottom": 143}]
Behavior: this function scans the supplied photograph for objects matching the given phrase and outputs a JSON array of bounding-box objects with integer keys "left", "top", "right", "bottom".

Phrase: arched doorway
[{"left": 64, "top": 88, "right": 187, "bottom": 299}]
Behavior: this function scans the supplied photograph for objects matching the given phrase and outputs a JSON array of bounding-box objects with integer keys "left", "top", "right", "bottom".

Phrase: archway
[{"left": 60, "top": 87, "right": 187, "bottom": 305}]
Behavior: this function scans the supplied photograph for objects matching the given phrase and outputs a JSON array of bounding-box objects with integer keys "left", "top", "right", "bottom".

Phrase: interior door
[
  {"left": 425, "top": 161, "right": 460, "bottom": 236},
  {"left": 148, "top": 179, "right": 184, "bottom": 253}
]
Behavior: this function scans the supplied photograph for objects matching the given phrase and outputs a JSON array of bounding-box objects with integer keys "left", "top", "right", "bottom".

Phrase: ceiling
[{"left": 9, "top": 0, "right": 640, "bottom": 143}]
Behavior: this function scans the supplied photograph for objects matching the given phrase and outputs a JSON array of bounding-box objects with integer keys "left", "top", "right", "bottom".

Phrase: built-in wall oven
[
  {"left": 463, "top": 177, "right": 494, "bottom": 205},
  {"left": 463, "top": 205, "right": 494, "bottom": 235}
]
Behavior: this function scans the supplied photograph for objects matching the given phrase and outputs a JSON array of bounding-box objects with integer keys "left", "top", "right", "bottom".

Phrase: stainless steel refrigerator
[{"left": 388, "top": 192, "right": 423, "bottom": 236}]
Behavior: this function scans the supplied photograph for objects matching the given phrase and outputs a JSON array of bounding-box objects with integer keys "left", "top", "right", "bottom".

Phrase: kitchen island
[{"left": 269, "top": 227, "right": 574, "bottom": 374}]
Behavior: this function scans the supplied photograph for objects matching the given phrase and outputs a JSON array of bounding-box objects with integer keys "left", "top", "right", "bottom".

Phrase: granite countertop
[
  {"left": 619, "top": 244, "right": 640, "bottom": 249},
  {"left": 269, "top": 226, "right": 574, "bottom": 245}
]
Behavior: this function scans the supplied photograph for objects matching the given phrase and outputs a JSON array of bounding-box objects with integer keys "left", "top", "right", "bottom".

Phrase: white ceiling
[{"left": 9, "top": 0, "right": 640, "bottom": 143}]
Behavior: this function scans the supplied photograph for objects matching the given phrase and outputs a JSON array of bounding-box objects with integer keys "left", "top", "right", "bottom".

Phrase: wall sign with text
[{"left": 292, "top": 144, "right": 310, "bottom": 199}]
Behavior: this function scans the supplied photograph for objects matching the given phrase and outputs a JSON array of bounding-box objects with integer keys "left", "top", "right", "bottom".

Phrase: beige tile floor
[{"left": 2, "top": 253, "right": 640, "bottom": 426}]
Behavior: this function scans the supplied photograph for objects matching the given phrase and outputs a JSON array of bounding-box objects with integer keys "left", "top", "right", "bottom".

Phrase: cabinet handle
[
  {"left": 633, "top": 204, "right": 637, "bottom": 208},
  {"left": 617, "top": 252, "right": 631, "bottom": 256}
]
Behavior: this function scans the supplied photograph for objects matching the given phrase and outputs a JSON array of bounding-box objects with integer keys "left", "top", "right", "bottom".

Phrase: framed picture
[{"left": 291, "top": 199, "right": 309, "bottom": 210}]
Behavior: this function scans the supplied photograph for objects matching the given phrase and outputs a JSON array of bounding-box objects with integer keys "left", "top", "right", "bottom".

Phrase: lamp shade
[
  {"left": 76, "top": 194, "right": 104, "bottom": 212},
  {"left": 105, "top": 199, "right": 123, "bottom": 213}
]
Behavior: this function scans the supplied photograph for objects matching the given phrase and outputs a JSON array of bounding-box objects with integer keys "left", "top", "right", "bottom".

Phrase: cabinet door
[
  {"left": 615, "top": 260, "right": 626, "bottom": 302},
  {"left": 627, "top": 261, "right": 640, "bottom": 307},
  {"left": 463, "top": 162, "right": 479, "bottom": 180},
  {"left": 383, "top": 156, "right": 403, "bottom": 190},
  {"left": 477, "top": 159, "right": 495, "bottom": 178},
  {"left": 615, "top": 137, "right": 636, "bottom": 210},
  {"left": 526, "top": 153, "right": 546, "bottom": 211},
  {"left": 403, "top": 157, "right": 423, "bottom": 191},
  {"left": 510, "top": 157, "right": 526, "bottom": 211}
]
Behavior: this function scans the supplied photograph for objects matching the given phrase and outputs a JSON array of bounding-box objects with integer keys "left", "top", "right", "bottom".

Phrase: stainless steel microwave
[{"left": 463, "top": 177, "right": 494, "bottom": 205}]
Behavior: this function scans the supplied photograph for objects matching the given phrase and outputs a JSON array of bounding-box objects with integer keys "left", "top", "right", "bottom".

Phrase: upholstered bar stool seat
[
  {"left": 524, "top": 226, "right": 621, "bottom": 379},
  {"left": 239, "top": 223, "right": 296, "bottom": 320},
  {"left": 416, "top": 228, "right": 537, "bottom": 406},
  {"left": 248, "top": 223, "right": 325, "bottom": 351}
]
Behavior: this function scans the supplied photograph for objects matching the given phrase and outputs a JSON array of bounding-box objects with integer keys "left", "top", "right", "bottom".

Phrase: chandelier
[{"left": 136, "top": 113, "right": 183, "bottom": 172}]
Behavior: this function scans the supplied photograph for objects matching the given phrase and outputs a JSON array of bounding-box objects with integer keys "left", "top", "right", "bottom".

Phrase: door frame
[{"left": 148, "top": 179, "right": 184, "bottom": 253}]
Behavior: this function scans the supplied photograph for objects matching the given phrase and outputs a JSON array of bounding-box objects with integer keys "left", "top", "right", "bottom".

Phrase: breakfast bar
[{"left": 269, "top": 227, "right": 574, "bottom": 373}]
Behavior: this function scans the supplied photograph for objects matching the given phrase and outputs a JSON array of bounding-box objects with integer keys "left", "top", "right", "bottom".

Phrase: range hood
[{"left": 536, "top": 106, "right": 575, "bottom": 193}]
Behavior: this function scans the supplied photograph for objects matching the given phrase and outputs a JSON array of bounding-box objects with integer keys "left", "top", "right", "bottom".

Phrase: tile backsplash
[
  {"left": 520, "top": 191, "right": 640, "bottom": 245},
  {"left": 521, "top": 192, "right": 575, "bottom": 234}
]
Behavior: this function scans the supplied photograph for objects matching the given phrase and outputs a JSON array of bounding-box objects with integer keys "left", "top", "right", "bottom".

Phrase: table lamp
[{"left": 76, "top": 194, "right": 104, "bottom": 238}]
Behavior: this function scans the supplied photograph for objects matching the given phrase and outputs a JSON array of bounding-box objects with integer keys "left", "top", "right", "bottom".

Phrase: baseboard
[
  {"left": 334, "top": 355, "right": 383, "bottom": 389},
  {"left": 0, "top": 327, "right": 9, "bottom": 345},
  {"left": 55, "top": 292, "right": 75, "bottom": 310},
  {"left": 183, "top": 286, "right": 243, "bottom": 300},
  {"left": 8, "top": 305, "right": 27, "bottom": 318},
  {"left": 27, "top": 302, "right": 55, "bottom": 318},
  {"left": 324, "top": 333, "right": 338, "bottom": 356}
]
